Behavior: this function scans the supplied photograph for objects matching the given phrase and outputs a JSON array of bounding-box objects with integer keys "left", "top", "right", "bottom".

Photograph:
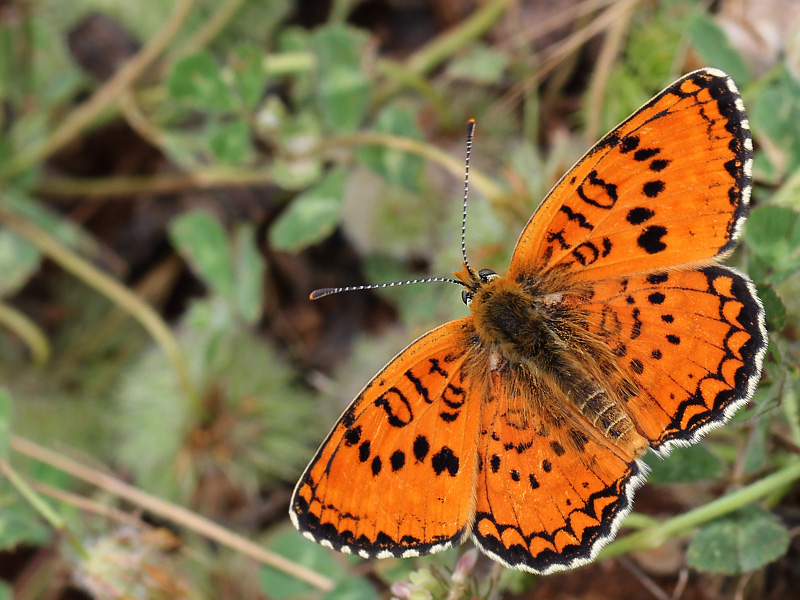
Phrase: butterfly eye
[
  {"left": 461, "top": 290, "right": 474, "bottom": 306},
  {"left": 478, "top": 269, "right": 498, "bottom": 283}
]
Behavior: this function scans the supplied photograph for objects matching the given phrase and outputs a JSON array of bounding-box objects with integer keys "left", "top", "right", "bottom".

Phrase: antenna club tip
[
  {"left": 309, "top": 288, "right": 330, "bottom": 300},
  {"left": 468, "top": 118, "right": 476, "bottom": 123}
]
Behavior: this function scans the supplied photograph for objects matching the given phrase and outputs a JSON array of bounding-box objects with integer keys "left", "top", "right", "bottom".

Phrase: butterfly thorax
[{"left": 456, "top": 265, "right": 648, "bottom": 456}]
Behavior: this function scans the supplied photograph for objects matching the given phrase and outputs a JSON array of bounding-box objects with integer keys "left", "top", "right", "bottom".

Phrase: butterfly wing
[
  {"left": 583, "top": 266, "right": 766, "bottom": 454},
  {"left": 290, "top": 318, "right": 482, "bottom": 558},
  {"left": 508, "top": 68, "right": 752, "bottom": 282},
  {"left": 471, "top": 368, "right": 647, "bottom": 574}
]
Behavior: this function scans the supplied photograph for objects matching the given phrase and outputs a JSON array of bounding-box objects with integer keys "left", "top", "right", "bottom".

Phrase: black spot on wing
[
  {"left": 619, "top": 135, "right": 640, "bottom": 153},
  {"left": 627, "top": 207, "right": 655, "bottom": 225},
  {"left": 643, "top": 180, "right": 666, "bottom": 198},
  {"left": 432, "top": 447, "right": 459, "bottom": 477},
  {"left": 634, "top": 147, "right": 660, "bottom": 161},
  {"left": 390, "top": 450, "right": 405, "bottom": 472},
  {"left": 638, "top": 225, "right": 667, "bottom": 254},
  {"left": 344, "top": 425, "right": 362, "bottom": 446},
  {"left": 413, "top": 435, "right": 430, "bottom": 462}
]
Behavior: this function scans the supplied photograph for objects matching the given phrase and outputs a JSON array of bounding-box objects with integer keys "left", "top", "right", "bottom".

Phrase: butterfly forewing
[
  {"left": 508, "top": 69, "right": 752, "bottom": 282},
  {"left": 291, "top": 318, "right": 482, "bottom": 558}
]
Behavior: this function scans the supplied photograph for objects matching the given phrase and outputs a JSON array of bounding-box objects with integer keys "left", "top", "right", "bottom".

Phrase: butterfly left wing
[
  {"left": 472, "top": 368, "right": 647, "bottom": 574},
  {"left": 291, "top": 318, "right": 482, "bottom": 558}
]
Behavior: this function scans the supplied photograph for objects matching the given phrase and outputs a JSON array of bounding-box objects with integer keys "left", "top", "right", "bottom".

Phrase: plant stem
[
  {"left": 10, "top": 435, "right": 335, "bottom": 592},
  {"left": 316, "top": 131, "right": 506, "bottom": 203},
  {"left": 600, "top": 458, "right": 800, "bottom": 560},
  {"left": 374, "top": 0, "right": 514, "bottom": 106},
  {"left": 0, "top": 209, "right": 197, "bottom": 408},
  {"left": 36, "top": 169, "right": 275, "bottom": 199},
  {"left": 0, "top": 0, "right": 195, "bottom": 181},
  {"left": 0, "top": 302, "right": 50, "bottom": 366},
  {"left": 0, "top": 459, "right": 89, "bottom": 558}
]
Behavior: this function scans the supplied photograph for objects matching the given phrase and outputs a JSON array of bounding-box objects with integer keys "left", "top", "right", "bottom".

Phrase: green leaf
[
  {"left": 0, "top": 388, "right": 10, "bottom": 459},
  {"left": 687, "top": 505, "right": 790, "bottom": 574},
  {"left": 645, "top": 444, "right": 725, "bottom": 484},
  {"left": 445, "top": 44, "right": 509, "bottom": 85},
  {"left": 756, "top": 283, "right": 786, "bottom": 331},
  {"left": 209, "top": 119, "right": 252, "bottom": 164},
  {"left": 0, "top": 493, "right": 51, "bottom": 550},
  {"left": 0, "top": 227, "right": 40, "bottom": 297},
  {"left": 742, "top": 415, "right": 770, "bottom": 475},
  {"left": 260, "top": 527, "right": 378, "bottom": 600},
  {"left": 268, "top": 110, "right": 323, "bottom": 191},
  {"left": 688, "top": 15, "right": 752, "bottom": 86},
  {"left": 357, "top": 103, "right": 424, "bottom": 192},
  {"left": 3, "top": 189, "right": 99, "bottom": 256},
  {"left": 744, "top": 205, "right": 800, "bottom": 282},
  {"left": 232, "top": 223, "right": 265, "bottom": 324},
  {"left": 750, "top": 68, "right": 800, "bottom": 176},
  {"left": 168, "top": 52, "right": 236, "bottom": 111},
  {"left": 270, "top": 168, "right": 347, "bottom": 252},
  {"left": 169, "top": 211, "right": 235, "bottom": 299},
  {"left": 311, "top": 25, "right": 372, "bottom": 133},
  {"left": 230, "top": 43, "right": 268, "bottom": 109},
  {"left": 0, "top": 580, "right": 11, "bottom": 600}
]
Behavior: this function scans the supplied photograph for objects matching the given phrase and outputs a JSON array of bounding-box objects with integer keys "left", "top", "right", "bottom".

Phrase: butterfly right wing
[
  {"left": 291, "top": 317, "right": 482, "bottom": 558},
  {"left": 507, "top": 69, "right": 751, "bottom": 283}
]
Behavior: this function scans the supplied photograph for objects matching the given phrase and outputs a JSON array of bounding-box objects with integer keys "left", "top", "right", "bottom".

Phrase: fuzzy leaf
[
  {"left": 170, "top": 211, "right": 235, "bottom": 299},
  {"left": 311, "top": 25, "right": 372, "bottom": 133},
  {"left": 232, "top": 223, "right": 265, "bottom": 324},
  {"left": 260, "top": 527, "right": 377, "bottom": 600},
  {"left": 230, "top": 43, "right": 268, "bottom": 108},
  {"left": 745, "top": 205, "right": 800, "bottom": 282},
  {"left": 687, "top": 505, "right": 790, "bottom": 574},
  {"left": 357, "top": 103, "right": 424, "bottom": 192},
  {"left": 168, "top": 52, "right": 235, "bottom": 111},
  {"left": 0, "top": 228, "right": 40, "bottom": 298},
  {"left": 756, "top": 283, "right": 786, "bottom": 331},
  {"left": 209, "top": 118, "right": 252, "bottom": 164},
  {"left": 270, "top": 168, "right": 346, "bottom": 252},
  {"left": 645, "top": 444, "right": 724, "bottom": 484},
  {"left": 688, "top": 15, "right": 752, "bottom": 86},
  {"left": 750, "top": 67, "right": 800, "bottom": 176},
  {"left": 445, "top": 43, "right": 509, "bottom": 84},
  {"left": 0, "top": 494, "right": 51, "bottom": 550}
]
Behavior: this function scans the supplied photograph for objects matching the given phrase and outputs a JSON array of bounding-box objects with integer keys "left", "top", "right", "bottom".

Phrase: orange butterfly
[{"left": 290, "top": 68, "right": 767, "bottom": 574}]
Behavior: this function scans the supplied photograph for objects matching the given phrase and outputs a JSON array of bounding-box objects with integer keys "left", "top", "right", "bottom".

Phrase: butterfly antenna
[
  {"left": 461, "top": 118, "right": 477, "bottom": 278},
  {"left": 310, "top": 120, "right": 480, "bottom": 301},
  {"left": 310, "top": 277, "right": 462, "bottom": 300}
]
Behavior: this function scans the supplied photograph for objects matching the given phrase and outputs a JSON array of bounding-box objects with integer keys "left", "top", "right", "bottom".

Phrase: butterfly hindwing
[
  {"left": 471, "top": 369, "right": 647, "bottom": 574},
  {"left": 583, "top": 266, "right": 767, "bottom": 454},
  {"left": 290, "top": 318, "right": 482, "bottom": 558},
  {"left": 508, "top": 68, "right": 752, "bottom": 282}
]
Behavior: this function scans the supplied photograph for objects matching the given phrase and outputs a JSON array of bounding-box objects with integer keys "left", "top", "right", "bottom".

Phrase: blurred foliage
[{"left": 0, "top": 0, "right": 798, "bottom": 598}]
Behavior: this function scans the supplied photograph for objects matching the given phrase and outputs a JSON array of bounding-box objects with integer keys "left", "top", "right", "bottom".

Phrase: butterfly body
[
  {"left": 291, "top": 68, "right": 767, "bottom": 574},
  {"left": 460, "top": 265, "right": 646, "bottom": 454}
]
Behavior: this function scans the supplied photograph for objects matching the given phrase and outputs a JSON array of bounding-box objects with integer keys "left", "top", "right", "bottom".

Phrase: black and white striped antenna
[{"left": 310, "top": 119, "right": 478, "bottom": 301}]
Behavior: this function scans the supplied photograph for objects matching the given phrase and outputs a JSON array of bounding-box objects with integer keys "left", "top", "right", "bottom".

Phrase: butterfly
[{"left": 290, "top": 68, "right": 767, "bottom": 574}]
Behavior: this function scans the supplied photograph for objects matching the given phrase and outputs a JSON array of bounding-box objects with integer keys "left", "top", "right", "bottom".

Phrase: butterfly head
[{"left": 453, "top": 263, "right": 499, "bottom": 306}]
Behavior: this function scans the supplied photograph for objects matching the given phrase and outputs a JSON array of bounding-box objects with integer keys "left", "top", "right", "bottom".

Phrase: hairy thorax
[{"left": 467, "top": 271, "right": 649, "bottom": 457}]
